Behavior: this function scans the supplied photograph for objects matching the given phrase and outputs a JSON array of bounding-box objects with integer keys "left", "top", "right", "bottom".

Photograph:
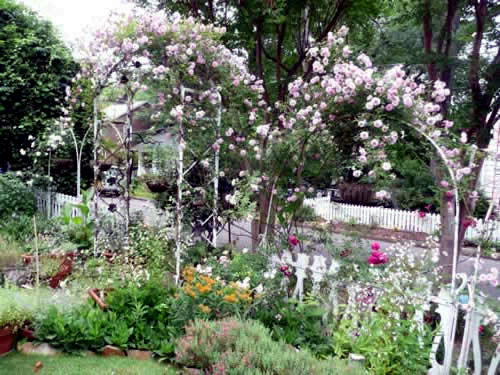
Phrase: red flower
[
  {"left": 371, "top": 242, "right": 381, "bottom": 251},
  {"left": 419, "top": 211, "right": 427, "bottom": 218},
  {"left": 280, "top": 265, "right": 289, "bottom": 272},
  {"left": 368, "top": 250, "right": 388, "bottom": 265},
  {"left": 288, "top": 235, "right": 299, "bottom": 246},
  {"left": 445, "top": 191, "right": 454, "bottom": 200},
  {"left": 479, "top": 325, "right": 484, "bottom": 334}
]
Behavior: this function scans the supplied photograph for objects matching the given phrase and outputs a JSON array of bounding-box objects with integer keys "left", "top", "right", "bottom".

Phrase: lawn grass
[{"left": 0, "top": 352, "right": 177, "bottom": 375}]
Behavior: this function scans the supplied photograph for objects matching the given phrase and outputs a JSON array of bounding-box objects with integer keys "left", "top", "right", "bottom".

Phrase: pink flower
[
  {"left": 368, "top": 250, "right": 388, "bottom": 265},
  {"left": 371, "top": 242, "right": 380, "bottom": 251},
  {"left": 462, "top": 218, "right": 476, "bottom": 228},
  {"left": 288, "top": 235, "right": 299, "bottom": 246},
  {"left": 419, "top": 211, "right": 427, "bottom": 218}
]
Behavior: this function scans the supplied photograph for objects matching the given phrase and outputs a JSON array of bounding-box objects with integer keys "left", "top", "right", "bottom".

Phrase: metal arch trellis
[
  {"left": 174, "top": 84, "right": 222, "bottom": 285},
  {"left": 92, "top": 86, "right": 136, "bottom": 257}
]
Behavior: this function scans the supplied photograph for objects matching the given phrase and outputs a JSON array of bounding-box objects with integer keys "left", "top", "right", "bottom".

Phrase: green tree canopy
[{"left": 0, "top": 0, "right": 76, "bottom": 171}]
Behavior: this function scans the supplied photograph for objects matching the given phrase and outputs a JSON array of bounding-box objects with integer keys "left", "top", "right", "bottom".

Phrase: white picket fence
[
  {"left": 36, "top": 191, "right": 500, "bottom": 242},
  {"left": 304, "top": 197, "right": 500, "bottom": 242},
  {"left": 36, "top": 191, "right": 81, "bottom": 218}
]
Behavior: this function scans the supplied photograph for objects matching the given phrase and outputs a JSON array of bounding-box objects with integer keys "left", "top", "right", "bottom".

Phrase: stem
[{"left": 33, "top": 216, "right": 40, "bottom": 306}]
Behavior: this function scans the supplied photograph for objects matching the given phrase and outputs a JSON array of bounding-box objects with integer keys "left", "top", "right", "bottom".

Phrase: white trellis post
[
  {"left": 212, "top": 90, "right": 222, "bottom": 248},
  {"left": 92, "top": 95, "right": 100, "bottom": 257},
  {"left": 175, "top": 85, "right": 186, "bottom": 286}
]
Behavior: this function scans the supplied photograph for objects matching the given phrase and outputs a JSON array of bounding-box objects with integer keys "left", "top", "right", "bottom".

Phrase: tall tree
[
  {"left": 367, "top": 0, "right": 499, "bottom": 272},
  {"left": 0, "top": 0, "right": 76, "bottom": 171},
  {"left": 136, "top": 0, "right": 386, "bottom": 235}
]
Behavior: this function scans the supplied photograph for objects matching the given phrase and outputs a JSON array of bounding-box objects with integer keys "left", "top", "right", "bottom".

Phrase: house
[{"left": 101, "top": 100, "right": 176, "bottom": 177}]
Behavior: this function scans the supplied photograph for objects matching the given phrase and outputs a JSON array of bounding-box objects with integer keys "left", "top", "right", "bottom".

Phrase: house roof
[
  {"left": 132, "top": 130, "right": 176, "bottom": 152},
  {"left": 103, "top": 101, "right": 149, "bottom": 121}
]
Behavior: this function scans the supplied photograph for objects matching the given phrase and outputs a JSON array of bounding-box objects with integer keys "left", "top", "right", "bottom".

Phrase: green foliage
[
  {"left": 60, "top": 190, "right": 93, "bottom": 249},
  {"left": 0, "top": 0, "right": 76, "bottom": 171},
  {"left": 293, "top": 203, "right": 318, "bottom": 222},
  {"left": 331, "top": 312, "right": 433, "bottom": 375},
  {"left": 473, "top": 192, "right": 490, "bottom": 219},
  {"left": 0, "top": 290, "right": 31, "bottom": 330},
  {"left": 36, "top": 280, "right": 179, "bottom": 356},
  {"left": 129, "top": 224, "right": 175, "bottom": 275},
  {"left": 0, "top": 173, "right": 36, "bottom": 220},
  {"left": 389, "top": 157, "right": 439, "bottom": 211},
  {"left": 252, "top": 297, "right": 331, "bottom": 356},
  {"left": 0, "top": 234, "right": 22, "bottom": 269},
  {"left": 175, "top": 318, "right": 365, "bottom": 375},
  {"left": 209, "top": 251, "right": 269, "bottom": 289}
]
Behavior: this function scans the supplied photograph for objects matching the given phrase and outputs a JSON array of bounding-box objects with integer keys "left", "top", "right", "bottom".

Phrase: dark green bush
[
  {"left": 251, "top": 297, "right": 331, "bottom": 356},
  {"left": 0, "top": 173, "right": 36, "bottom": 220},
  {"left": 175, "top": 318, "right": 364, "bottom": 375}
]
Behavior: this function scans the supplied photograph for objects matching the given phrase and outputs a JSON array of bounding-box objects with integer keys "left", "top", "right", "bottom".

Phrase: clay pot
[
  {"left": 88, "top": 288, "right": 113, "bottom": 310},
  {"left": 20, "top": 326, "right": 35, "bottom": 340},
  {"left": 0, "top": 327, "right": 15, "bottom": 355}
]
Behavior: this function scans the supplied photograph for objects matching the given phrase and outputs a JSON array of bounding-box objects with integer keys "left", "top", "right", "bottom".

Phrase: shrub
[
  {"left": 0, "top": 173, "right": 36, "bottom": 220},
  {"left": 209, "top": 252, "right": 269, "bottom": 289},
  {"left": 251, "top": 297, "right": 331, "bottom": 356},
  {"left": 36, "top": 280, "right": 179, "bottom": 355},
  {"left": 174, "top": 266, "right": 256, "bottom": 322},
  {"left": 330, "top": 311, "right": 433, "bottom": 375},
  {"left": 129, "top": 224, "right": 175, "bottom": 275},
  {"left": 175, "top": 318, "right": 364, "bottom": 375}
]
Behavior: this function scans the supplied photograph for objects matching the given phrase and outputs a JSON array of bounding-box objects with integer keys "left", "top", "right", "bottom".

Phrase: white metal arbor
[{"left": 174, "top": 85, "right": 222, "bottom": 285}]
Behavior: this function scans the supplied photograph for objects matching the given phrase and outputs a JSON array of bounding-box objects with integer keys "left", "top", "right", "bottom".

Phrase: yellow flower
[
  {"left": 198, "top": 304, "right": 211, "bottom": 314},
  {"left": 224, "top": 293, "right": 238, "bottom": 303}
]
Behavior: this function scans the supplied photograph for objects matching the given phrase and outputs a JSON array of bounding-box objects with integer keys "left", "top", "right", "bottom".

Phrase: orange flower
[
  {"left": 195, "top": 282, "right": 212, "bottom": 294},
  {"left": 224, "top": 293, "right": 238, "bottom": 303},
  {"left": 238, "top": 292, "right": 251, "bottom": 301},
  {"left": 198, "top": 304, "right": 211, "bottom": 314},
  {"left": 200, "top": 275, "right": 216, "bottom": 286},
  {"left": 183, "top": 285, "right": 196, "bottom": 298}
]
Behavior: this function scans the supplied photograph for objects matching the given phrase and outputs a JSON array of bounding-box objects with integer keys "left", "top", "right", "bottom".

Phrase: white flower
[
  {"left": 353, "top": 170, "right": 362, "bottom": 178},
  {"left": 236, "top": 277, "right": 251, "bottom": 289},
  {"left": 256, "top": 124, "right": 270, "bottom": 137},
  {"left": 241, "top": 248, "right": 249, "bottom": 254},
  {"left": 19, "top": 149, "right": 26, "bottom": 156},
  {"left": 254, "top": 284, "right": 264, "bottom": 294},
  {"left": 381, "top": 162, "right": 392, "bottom": 171}
]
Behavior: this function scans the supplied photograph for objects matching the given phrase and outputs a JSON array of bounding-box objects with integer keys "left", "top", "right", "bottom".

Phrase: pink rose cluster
[{"left": 367, "top": 242, "right": 388, "bottom": 265}]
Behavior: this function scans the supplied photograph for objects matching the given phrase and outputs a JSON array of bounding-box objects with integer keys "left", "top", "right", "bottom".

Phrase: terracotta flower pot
[
  {"left": 0, "top": 327, "right": 15, "bottom": 355},
  {"left": 20, "top": 326, "right": 35, "bottom": 340},
  {"left": 88, "top": 288, "right": 113, "bottom": 310}
]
